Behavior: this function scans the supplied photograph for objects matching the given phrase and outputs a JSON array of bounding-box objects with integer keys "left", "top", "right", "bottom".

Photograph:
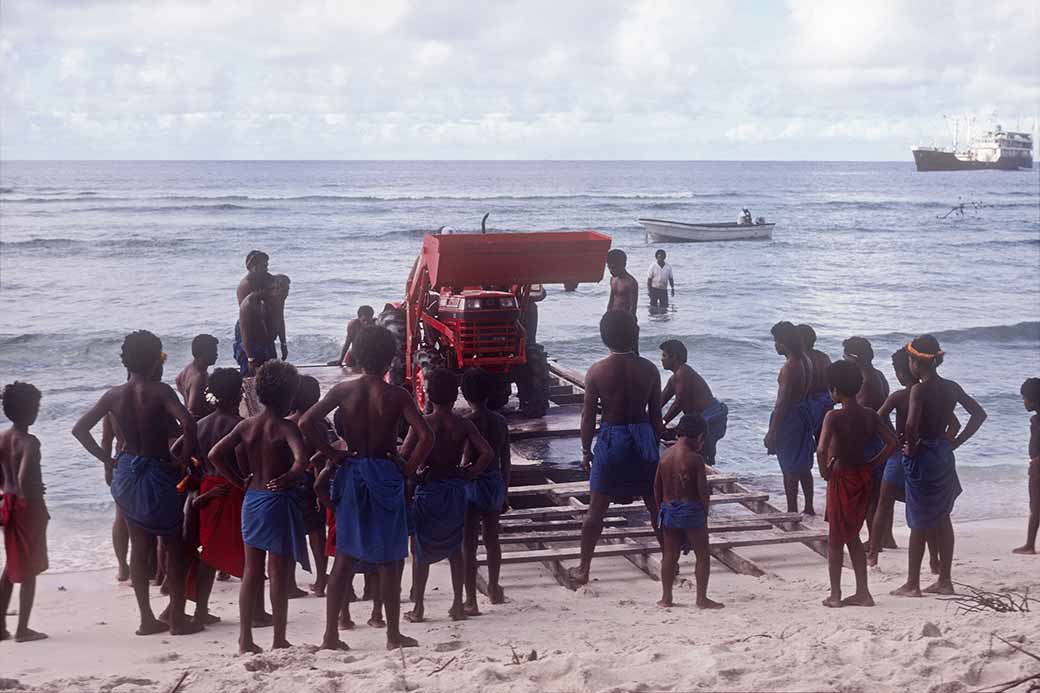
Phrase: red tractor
[{"left": 379, "top": 230, "right": 611, "bottom": 417}]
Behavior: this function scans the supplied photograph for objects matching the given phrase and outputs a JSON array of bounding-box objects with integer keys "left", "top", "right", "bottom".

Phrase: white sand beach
[{"left": 2, "top": 515, "right": 1037, "bottom": 693}]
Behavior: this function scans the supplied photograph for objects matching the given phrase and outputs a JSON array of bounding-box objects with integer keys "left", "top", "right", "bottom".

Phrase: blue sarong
[
  {"left": 331, "top": 458, "right": 409, "bottom": 565},
  {"left": 882, "top": 452, "right": 905, "bottom": 502},
  {"left": 772, "top": 401, "right": 815, "bottom": 474},
  {"left": 865, "top": 434, "right": 886, "bottom": 485},
  {"left": 702, "top": 399, "right": 729, "bottom": 464},
  {"left": 590, "top": 422, "right": 660, "bottom": 499},
  {"left": 465, "top": 467, "right": 506, "bottom": 514},
  {"left": 241, "top": 489, "right": 311, "bottom": 571},
  {"left": 659, "top": 499, "right": 707, "bottom": 555},
  {"left": 807, "top": 391, "right": 835, "bottom": 440},
  {"left": 111, "top": 453, "right": 183, "bottom": 537},
  {"left": 232, "top": 320, "right": 278, "bottom": 376},
  {"left": 903, "top": 438, "right": 961, "bottom": 530},
  {"left": 410, "top": 477, "right": 468, "bottom": 565}
]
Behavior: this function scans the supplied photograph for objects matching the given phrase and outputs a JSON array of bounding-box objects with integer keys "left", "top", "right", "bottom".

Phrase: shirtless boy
[
  {"left": 654, "top": 413, "right": 723, "bottom": 610},
  {"left": 176, "top": 334, "right": 218, "bottom": 420},
  {"left": 764, "top": 321, "right": 816, "bottom": 514},
  {"left": 0, "top": 382, "right": 49, "bottom": 642},
  {"left": 209, "top": 360, "right": 311, "bottom": 654},
  {"left": 568, "top": 310, "right": 665, "bottom": 586},
  {"left": 891, "top": 335, "right": 986, "bottom": 598},
  {"left": 461, "top": 367, "right": 511, "bottom": 613},
  {"left": 235, "top": 279, "right": 279, "bottom": 376},
  {"left": 1012, "top": 378, "right": 1039, "bottom": 555},
  {"left": 660, "top": 339, "right": 728, "bottom": 465},
  {"left": 286, "top": 375, "right": 329, "bottom": 597},
  {"left": 817, "top": 361, "right": 897, "bottom": 608},
  {"left": 798, "top": 324, "right": 833, "bottom": 442},
  {"left": 302, "top": 325, "right": 434, "bottom": 651},
  {"left": 328, "top": 305, "right": 376, "bottom": 367},
  {"left": 72, "top": 331, "right": 202, "bottom": 636},
  {"left": 403, "top": 369, "right": 493, "bottom": 623}
]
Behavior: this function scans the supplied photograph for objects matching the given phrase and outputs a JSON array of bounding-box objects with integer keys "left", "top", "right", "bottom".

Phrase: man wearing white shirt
[{"left": 647, "top": 249, "right": 674, "bottom": 311}]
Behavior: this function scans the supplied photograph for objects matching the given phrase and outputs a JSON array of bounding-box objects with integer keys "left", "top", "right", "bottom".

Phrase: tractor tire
[
  {"left": 515, "top": 343, "right": 550, "bottom": 418},
  {"left": 378, "top": 305, "right": 407, "bottom": 387},
  {"left": 413, "top": 349, "right": 444, "bottom": 413},
  {"left": 487, "top": 380, "right": 512, "bottom": 412}
]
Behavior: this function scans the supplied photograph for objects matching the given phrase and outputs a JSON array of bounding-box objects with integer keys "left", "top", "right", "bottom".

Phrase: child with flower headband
[{"left": 891, "top": 334, "right": 986, "bottom": 598}]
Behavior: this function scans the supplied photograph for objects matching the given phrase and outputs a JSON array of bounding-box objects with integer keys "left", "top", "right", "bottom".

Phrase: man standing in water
[
  {"left": 327, "top": 306, "right": 376, "bottom": 367},
  {"left": 568, "top": 311, "right": 664, "bottom": 586},
  {"left": 646, "top": 250, "right": 674, "bottom": 313},
  {"left": 607, "top": 249, "right": 639, "bottom": 316},
  {"left": 236, "top": 251, "right": 272, "bottom": 305},
  {"left": 72, "top": 331, "right": 203, "bottom": 636},
  {"left": 764, "top": 321, "right": 816, "bottom": 515}
]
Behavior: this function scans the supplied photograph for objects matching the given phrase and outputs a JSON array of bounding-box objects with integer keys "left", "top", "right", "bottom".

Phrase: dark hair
[
  {"left": 255, "top": 361, "right": 299, "bottom": 412},
  {"left": 909, "top": 334, "right": 944, "bottom": 367},
  {"left": 843, "top": 336, "right": 874, "bottom": 363},
  {"left": 1, "top": 381, "right": 41, "bottom": 425},
  {"left": 827, "top": 360, "right": 863, "bottom": 397},
  {"left": 121, "top": 330, "right": 163, "bottom": 375},
  {"left": 206, "top": 368, "right": 243, "bottom": 410},
  {"left": 461, "top": 367, "right": 492, "bottom": 404},
  {"left": 358, "top": 305, "right": 375, "bottom": 319},
  {"left": 655, "top": 249, "right": 666, "bottom": 259},
  {"left": 770, "top": 321, "right": 804, "bottom": 355},
  {"left": 191, "top": 334, "right": 218, "bottom": 359},
  {"left": 425, "top": 368, "right": 459, "bottom": 407},
  {"left": 1022, "top": 378, "right": 1040, "bottom": 404},
  {"left": 891, "top": 346, "right": 911, "bottom": 375},
  {"left": 659, "top": 339, "right": 688, "bottom": 363},
  {"left": 291, "top": 375, "right": 320, "bottom": 413},
  {"left": 675, "top": 412, "right": 707, "bottom": 440},
  {"left": 797, "top": 324, "right": 816, "bottom": 349},
  {"left": 606, "top": 249, "right": 627, "bottom": 266},
  {"left": 600, "top": 310, "right": 638, "bottom": 352},
  {"left": 352, "top": 325, "right": 397, "bottom": 374},
  {"left": 245, "top": 250, "right": 269, "bottom": 270}
]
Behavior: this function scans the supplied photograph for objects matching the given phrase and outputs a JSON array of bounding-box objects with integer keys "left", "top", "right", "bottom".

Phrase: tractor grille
[{"left": 447, "top": 318, "right": 522, "bottom": 370}]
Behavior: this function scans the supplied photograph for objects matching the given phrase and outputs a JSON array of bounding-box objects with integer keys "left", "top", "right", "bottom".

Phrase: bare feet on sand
[
  {"left": 170, "top": 619, "right": 206, "bottom": 636},
  {"left": 822, "top": 594, "right": 843, "bottom": 608},
  {"left": 890, "top": 583, "right": 923, "bottom": 598},
  {"left": 310, "top": 582, "right": 326, "bottom": 598},
  {"left": 320, "top": 637, "right": 351, "bottom": 651},
  {"left": 463, "top": 602, "right": 481, "bottom": 617},
  {"left": 656, "top": 599, "right": 673, "bottom": 608},
  {"left": 566, "top": 567, "right": 589, "bottom": 586},
  {"left": 367, "top": 617, "right": 386, "bottom": 628},
  {"left": 802, "top": 507, "right": 816, "bottom": 516},
  {"left": 882, "top": 536, "right": 898, "bottom": 550},
  {"left": 194, "top": 612, "right": 221, "bottom": 625},
  {"left": 696, "top": 598, "right": 725, "bottom": 609},
  {"left": 448, "top": 604, "right": 467, "bottom": 621},
  {"left": 340, "top": 619, "right": 355, "bottom": 630},
  {"left": 1012, "top": 545, "right": 1036, "bottom": 555},
  {"left": 488, "top": 584, "right": 505, "bottom": 604},
  {"left": 14, "top": 628, "right": 49, "bottom": 643},
  {"left": 403, "top": 608, "right": 424, "bottom": 623},
  {"left": 841, "top": 592, "right": 875, "bottom": 607},
  {"left": 239, "top": 641, "right": 262, "bottom": 655},
  {"left": 923, "top": 580, "right": 955, "bottom": 595},
  {"left": 386, "top": 633, "right": 419, "bottom": 650},
  {"left": 216, "top": 571, "right": 231, "bottom": 582},
  {"left": 136, "top": 619, "right": 170, "bottom": 636},
  {"left": 867, "top": 553, "right": 879, "bottom": 568},
  {"left": 271, "top": 638, "right": 292, "bottom": 650},
  {"left": 116, "top": 564, "right": 130, "bottom": 582}
]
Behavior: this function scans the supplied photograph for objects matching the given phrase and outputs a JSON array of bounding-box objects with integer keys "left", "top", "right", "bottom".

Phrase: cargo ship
[{"left": 912, "top": 125, "right": 1033, "bottom": 171}]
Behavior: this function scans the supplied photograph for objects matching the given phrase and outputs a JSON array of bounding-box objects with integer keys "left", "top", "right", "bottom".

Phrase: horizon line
[{"left": 2, "top": 158, "right": 918, "bottom": 164}]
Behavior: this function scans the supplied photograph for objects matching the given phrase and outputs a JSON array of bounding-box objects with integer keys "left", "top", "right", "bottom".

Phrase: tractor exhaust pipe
[{"left": 481, "top": 212, "right": 490, "bottom": 234}]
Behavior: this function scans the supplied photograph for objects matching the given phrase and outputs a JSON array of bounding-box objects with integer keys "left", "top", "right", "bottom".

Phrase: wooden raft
[{"left": 473, "top": 359, "right": 829, "bottom": 590}]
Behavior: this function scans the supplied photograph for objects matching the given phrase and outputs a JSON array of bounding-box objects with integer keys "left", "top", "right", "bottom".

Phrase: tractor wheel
[
  {"left": 515, "top": 343, "right": 550, "bottom": 418},
  {"left": 413, "top": 349, "right": 444, "bottom": 413},
  {"left": 487, "top": 380, "right": 512, "bottom": 411},
  {"left": 378, "top": 305, "right": 407, "bottom": 387}
]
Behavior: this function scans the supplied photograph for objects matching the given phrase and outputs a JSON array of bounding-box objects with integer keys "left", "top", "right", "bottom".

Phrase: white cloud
[{"left": 0, "top": 0, "right": 1036, "bottom": 159}]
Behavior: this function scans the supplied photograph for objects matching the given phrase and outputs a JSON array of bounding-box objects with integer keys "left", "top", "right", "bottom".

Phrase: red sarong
[
  {"left": 198, "top": 476, "right": 245, "bottom": 578},
  {"left": 1, "top": 495, "right": 49, "bottom": 583},
  {"left": 325, "top": 507, "right": 336, "bottom": 558},
  {"left": 826, "top": 466, "right": 873, "bottom": 544}
]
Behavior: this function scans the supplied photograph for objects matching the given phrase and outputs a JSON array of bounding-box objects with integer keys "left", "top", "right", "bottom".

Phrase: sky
[{"left": 1, "top": 0, "right": 1037, "bottom": 160}]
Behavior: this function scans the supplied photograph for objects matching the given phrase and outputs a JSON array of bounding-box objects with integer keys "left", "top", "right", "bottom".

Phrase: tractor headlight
[{"left": 466, "top": 298, "right": 483, "bottom": 310}]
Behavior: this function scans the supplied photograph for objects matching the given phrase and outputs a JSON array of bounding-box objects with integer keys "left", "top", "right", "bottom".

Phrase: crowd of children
[{"left": 1, "top": 291, "right": 1037, "bottom": 649}]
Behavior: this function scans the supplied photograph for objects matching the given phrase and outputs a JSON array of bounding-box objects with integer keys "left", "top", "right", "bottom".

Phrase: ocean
[{"left": 1, "top": 160, "right": 1038, "bottom": 572}]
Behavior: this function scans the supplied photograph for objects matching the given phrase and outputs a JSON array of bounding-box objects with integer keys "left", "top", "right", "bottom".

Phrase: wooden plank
[
  {"left": 479, "top": 530, "right": 830, "bottom": 565},
  {"left": 497, "top": 518, "right": 787, "bottom": 545},
  {"left": 549, "top": 393, "right": 584, "bottom": 405},
  {"left": 507, "top": 406, "right": 583, "bottom": 440},
  {"left": 502, "top": 491, "right": 770, "bottom": 520},
  {"left": 728, "top": 480, "right": 832, "bottom": 562},
  {"left": 508, "top": 476, "right": 738, "bottom": 497},
  {"left": 498, "top": 516, "right": 627, "bottom": 533},
  {"left": 548, "top": 360, "right": 587, "bottom": 389}
]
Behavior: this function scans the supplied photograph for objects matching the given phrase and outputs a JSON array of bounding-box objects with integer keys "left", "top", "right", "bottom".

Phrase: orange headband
[
  {"left": 906, "top": 342, "right": 943, "bottom": 360},
  {"left": 160, "top": 351, "right": 168, "bottom": 363}
]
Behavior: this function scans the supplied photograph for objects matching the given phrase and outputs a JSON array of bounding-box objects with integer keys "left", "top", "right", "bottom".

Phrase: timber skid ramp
[{"left": 276, "top": 361, "right": 830, "bottom": 593}]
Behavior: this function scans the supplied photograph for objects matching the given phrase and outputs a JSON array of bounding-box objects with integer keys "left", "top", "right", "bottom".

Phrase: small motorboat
[{"left": 638, "top": 218, "right": 775, "bottom": 243}]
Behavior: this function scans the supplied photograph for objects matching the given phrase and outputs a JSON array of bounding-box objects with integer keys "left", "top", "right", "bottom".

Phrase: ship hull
[{"left": 912, "top": 149, "right": 1032, "bottom": 172}]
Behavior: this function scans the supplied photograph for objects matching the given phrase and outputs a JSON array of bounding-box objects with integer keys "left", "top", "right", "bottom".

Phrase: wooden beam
[
  {"left": 508, "top": 476, "right": 738, "bottom": 498},
  {"left": 502, "top": 491, "right": 770, "bottom": 520},
  {"left": 497, "top": 517, "right": 793, "bottom": 545},
  {"left": 498, "top": 516, "right": 627, "bottom": 533}
]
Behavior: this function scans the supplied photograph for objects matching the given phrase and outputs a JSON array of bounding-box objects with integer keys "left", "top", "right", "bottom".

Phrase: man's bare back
[
  {"left": 857, "top": 367, "right": 890, "bottom": 411},
  {"left": 176, "top": 363, "right": 210, "bottom": 420},
  {"left": 195, "top": 411, "right": 242, "bottom": 474},
  {"left": 808, "top": 349, "right": 832, "bottom": 394},
  {"left": 587, "top": 353, "right": 661, "bottom": 425},
  {"left": 824, "top": 404, "right": 884, "bottom": 471},
  {"left": 663, "top": 365, "right": 714, "bottom": 420},
  {"left": 96, "top": 380, "right": 190, "bottom": 460},
  {"left": 317, "top": 377, "right": 412, "bottom": 459},
  {"left": 419, "top": 411, "right": 481, "bottom": 480},
  {"left": 656, "top": 443, "right": 708, "bottom": 504}
]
